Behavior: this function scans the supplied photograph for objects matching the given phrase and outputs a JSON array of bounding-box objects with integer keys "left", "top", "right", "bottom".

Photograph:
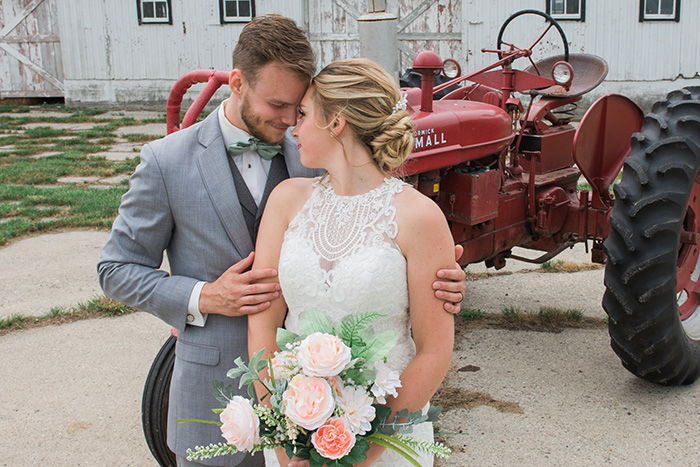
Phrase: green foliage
[
  {"left": 298, "top": 309, "right": 336, "bottom": 335},
  {"left": 339, "top": 311, "right": 385, "bottom": 348},
  {"left": 184, "top": 443, "right": 239, "bottom": 461},
  {"left": 0, "top": 314, "right": 26, "bottom": 329},
  {"left": 458, "top": 308, "right": 484, "bottom": 320}
]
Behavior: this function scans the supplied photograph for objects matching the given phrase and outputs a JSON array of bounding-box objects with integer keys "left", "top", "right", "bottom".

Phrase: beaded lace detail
[{"left": 272, "top": 175, "right": 434, "bottom": 467}]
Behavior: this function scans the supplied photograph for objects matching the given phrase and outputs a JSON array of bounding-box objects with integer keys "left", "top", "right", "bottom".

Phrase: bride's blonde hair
[{"left": 311, "top": 58, "right": 414, "bottom": 173}]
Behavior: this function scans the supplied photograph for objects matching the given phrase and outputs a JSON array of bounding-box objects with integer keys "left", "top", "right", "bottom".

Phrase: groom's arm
[{"left": 97, "top": 143, "right": 197, "bottom": 331}]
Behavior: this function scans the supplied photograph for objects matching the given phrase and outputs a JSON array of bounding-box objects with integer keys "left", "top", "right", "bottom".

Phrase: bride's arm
[
  {"left": 358, "top": 190, "right": 455, "bottom": 466},
  {"left": 248, "top": 178, "right": 312, "bottom": 467}
]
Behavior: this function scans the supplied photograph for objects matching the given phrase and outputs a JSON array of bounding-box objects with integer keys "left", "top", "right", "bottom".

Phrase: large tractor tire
[
  {"left": 142, "top": 335, "right": 177, "bottom": 466},
  {"left": 603, "top": 87, "right": 700, "bottom": 385}
]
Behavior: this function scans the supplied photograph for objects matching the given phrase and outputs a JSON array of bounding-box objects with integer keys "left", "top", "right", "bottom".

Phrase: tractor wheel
[
  {"left": 603, "top": 86, "right": 700, "bottom": 385},
  {"left": 142, "top": 335, "right": 177, "bottom": 466}
]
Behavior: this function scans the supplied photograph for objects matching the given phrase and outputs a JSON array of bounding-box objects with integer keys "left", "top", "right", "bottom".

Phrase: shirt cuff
[{"left": 186, "top": 281, "right": 208, "bottom": 327}]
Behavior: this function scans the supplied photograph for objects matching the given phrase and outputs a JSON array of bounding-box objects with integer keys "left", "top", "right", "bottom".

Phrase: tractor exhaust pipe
[{"left": 412, "top": 51, "right": 443, "bottom": 112}]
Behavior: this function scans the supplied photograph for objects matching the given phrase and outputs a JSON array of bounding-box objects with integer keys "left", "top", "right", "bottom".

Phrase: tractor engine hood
[{"left": 403, "top": 98, "right": 513, "bottom": 175}]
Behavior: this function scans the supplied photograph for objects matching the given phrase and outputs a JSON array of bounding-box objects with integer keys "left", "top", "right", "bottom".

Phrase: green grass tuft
[{"left": 458, "top": 308, "right": 485, "bottom": 320}]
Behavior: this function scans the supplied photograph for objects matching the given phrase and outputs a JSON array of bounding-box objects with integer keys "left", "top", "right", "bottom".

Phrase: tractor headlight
[
  {"left": 442, "top": 58, "right": 461, "bottom": 79},
  {"left": 551, "top": 61, "right": 574, "bottom": 87}
]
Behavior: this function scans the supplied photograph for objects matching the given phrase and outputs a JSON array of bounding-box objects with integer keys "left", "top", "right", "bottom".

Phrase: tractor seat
[{"left": 524, "top": 53, "right": 608, "bottom": 98}]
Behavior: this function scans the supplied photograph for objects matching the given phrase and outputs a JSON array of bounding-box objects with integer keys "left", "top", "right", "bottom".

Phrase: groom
[{"left": 98, "top": 14, "right": 466, "bottom": 467}]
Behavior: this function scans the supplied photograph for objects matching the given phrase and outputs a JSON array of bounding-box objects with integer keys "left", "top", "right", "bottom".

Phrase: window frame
[
  {"left": 639, "top": 0, "right": 681, "bottom": 22},
  {"left": 136, "top": 0, "right": 172, "bottom": 25},
  {"left": 219, "top": 0, "right": 255, "bottom": 24},
  {"left": 546, "top": 0, "right": 586, "bottom": 22}
]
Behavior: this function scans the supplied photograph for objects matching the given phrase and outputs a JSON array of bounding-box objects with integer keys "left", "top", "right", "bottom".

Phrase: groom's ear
[{"left": 229, "top": 69, "right": 244, "bottom": 96}]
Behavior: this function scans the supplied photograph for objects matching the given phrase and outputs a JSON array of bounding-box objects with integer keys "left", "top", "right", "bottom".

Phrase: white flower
[
  {"left": 270, "top": 350, "right": 298, "bottom": 380},
  {"left": 336, "top": 385, "right": 376, "bottom": 435},
  {"left": 370, "top": 361, "right": 402, "bottom": 404},
  {"left": 219, "top": 396, "right": 259, "bottom": 451},
  {"left": 283, "top": 374, "right": 335, "bottom": 430},
  {"left": 296, "top": 332, "right": 352, "bottom": 378}
]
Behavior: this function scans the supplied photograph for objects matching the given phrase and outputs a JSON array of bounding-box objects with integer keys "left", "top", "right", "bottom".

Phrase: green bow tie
[{"left": 227, "top": 138, "right": 281, "bottom": 160}]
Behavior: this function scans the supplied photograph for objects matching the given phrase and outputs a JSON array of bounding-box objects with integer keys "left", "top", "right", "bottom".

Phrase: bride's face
[{"left": 292, "top": 88, "right": 336, "bottom": 169}]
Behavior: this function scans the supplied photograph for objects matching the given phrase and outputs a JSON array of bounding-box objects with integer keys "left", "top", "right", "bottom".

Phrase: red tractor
[{"left": 143, "top": 9, "right": 700, "bottom": 465}]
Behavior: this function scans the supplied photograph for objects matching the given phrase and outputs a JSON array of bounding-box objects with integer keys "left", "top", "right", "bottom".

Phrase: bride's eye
[{"left": 297, "top": 108, "right": 305, "bottom": 120}]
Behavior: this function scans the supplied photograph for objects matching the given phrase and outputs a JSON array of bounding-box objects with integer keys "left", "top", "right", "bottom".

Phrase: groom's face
[{"left": 238, "top": 62, "right": 309, "bottom": 144}]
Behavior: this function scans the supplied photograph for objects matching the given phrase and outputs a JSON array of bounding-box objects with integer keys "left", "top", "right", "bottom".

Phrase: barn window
[
  {"left": 137, "top": 0, "right": 172, "bottom": 24},
  {"left": 220, "top": 0, "right": 255, "bottom": 23},
  {"left": 640, "top": 0, "right": 680, "bottom": 21},
  {"left": 546, "top": 0, "right": 585, "bottom": 21}
]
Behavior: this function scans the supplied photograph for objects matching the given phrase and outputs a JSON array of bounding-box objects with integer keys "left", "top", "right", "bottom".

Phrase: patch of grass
[
  {"left": 0, "top": 184, "right": 127, "bottom": 244},
  {"left": 0, "top": 105, "right": 30, "bottom": 113},
  {"left": 24, "top": 126, "right": 65, "bottom": 138},
  {"left": 453, "top": 306, "right": 605, "bottom": 334},
  {"left": 540, "top": 260, "right": 603, "bottom": 273},
  {"left": 458, "top": 308, "right": 485, "bottom": 320},
  {"left": 123, "top": 133, "right": 155, "bottom": 142},
  {"left": 140, "top": 117, "right": 166, "bottom": 123},
  {"left": 0, "top": 314, "right": 27, "bottom": 329},
  {"left": 0, "top": 296, "right": 135, "bottom": 335}
]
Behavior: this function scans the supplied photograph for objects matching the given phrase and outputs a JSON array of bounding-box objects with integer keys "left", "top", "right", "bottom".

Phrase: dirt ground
[{"left": 2, "top": 231, "right": 699, "bottom": 466}]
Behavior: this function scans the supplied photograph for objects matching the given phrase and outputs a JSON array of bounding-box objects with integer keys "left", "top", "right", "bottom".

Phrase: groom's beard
[{"left": 240, "top": 95, "right": 286, "bottom": 144}]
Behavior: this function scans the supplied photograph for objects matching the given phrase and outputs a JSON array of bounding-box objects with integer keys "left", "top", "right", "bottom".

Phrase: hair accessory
[{"left": 392, "top": 92, "right": 408, "bottom": 114}]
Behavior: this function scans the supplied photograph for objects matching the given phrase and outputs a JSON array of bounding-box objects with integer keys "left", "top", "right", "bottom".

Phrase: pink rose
[
  {"left": 297, "top": 332, "right": 351, "bottom": 377},
  {"left": 311, "top": 418, "right": 356, "bottom": 460},
  {"left": 219, "top": 396, "right": 259, "bottom": 452},
  {"left": 283, "top": 374, "right": 335, "bottom": 430}
]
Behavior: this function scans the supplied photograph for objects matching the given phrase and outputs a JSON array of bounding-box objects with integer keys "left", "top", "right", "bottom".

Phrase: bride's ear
[{"left": 329, "top": 114, "right": 347, "bottom": 137}]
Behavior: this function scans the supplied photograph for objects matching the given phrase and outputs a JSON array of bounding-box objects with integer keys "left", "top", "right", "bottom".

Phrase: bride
[{"left": 247, "top": 58, "right": 455, "bottom": 467}]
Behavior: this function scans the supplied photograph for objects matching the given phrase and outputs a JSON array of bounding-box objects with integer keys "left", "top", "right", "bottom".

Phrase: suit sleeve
[{"left": 97, "top": 143, "right": 197, "bottom": 331}]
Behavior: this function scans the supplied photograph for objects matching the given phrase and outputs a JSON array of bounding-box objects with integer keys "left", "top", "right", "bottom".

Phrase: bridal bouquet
[{"left": 180, "top": 311, "right": 450, "bottom": 466}]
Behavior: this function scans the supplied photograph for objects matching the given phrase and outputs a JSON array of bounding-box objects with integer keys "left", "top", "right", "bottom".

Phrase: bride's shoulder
[
  {"left": 267, "top": 177, "right": 316, "bottom": 215},
  {"left": 394, "top": 184, "right": 449, "bottom": 235}
]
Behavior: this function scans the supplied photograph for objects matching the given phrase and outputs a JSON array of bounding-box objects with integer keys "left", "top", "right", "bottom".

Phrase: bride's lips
[{"left": 297, "top": 144, "right": 301, "bottom": 150}]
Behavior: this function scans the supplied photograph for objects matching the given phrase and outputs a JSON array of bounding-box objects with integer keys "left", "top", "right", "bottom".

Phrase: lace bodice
[{"left": 278, "top": 175, "right": 416, "bottom": 372}]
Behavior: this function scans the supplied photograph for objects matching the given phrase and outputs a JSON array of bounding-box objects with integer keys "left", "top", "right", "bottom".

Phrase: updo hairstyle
[{"left": 311, "top": 58, "right": 414, "bottom": 173}]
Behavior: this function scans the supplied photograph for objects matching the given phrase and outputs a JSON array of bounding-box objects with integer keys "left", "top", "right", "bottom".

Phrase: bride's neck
[{"left": 325, "top": 138, "right": 385, "bottom": 196}]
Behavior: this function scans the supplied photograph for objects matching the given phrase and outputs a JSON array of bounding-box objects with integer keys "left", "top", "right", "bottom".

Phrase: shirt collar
[{"left": 218, "top": 99, "right": 253, "bottom": 149}]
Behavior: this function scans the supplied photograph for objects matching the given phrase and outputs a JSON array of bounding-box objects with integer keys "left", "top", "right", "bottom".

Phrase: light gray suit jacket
[{"left": 98, "top": 109, "right": 321, "bottom": 465}]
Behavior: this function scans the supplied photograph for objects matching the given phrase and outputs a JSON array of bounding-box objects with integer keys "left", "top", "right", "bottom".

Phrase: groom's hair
[{"left": 233, "top": 15, "right": 315, "bottom": 84}]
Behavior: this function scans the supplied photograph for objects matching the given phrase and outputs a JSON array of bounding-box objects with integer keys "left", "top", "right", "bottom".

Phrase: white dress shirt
[{"left": 186, "top": 100, "right": 273, "bottom": 326}]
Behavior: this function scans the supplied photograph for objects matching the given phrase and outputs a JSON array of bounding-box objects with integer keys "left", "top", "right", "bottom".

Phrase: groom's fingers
[
  {"left": 228, "top": 251, "right": 255, "bottom": 274},
  {"left": 239, "top": 267, "right": 279, "bottom": 284},
  {"left": 238, "top": 301, "right": 272, "bottom": 315},
  {"left": 240, "top": 291, "right": 280, "bottom": 305}
]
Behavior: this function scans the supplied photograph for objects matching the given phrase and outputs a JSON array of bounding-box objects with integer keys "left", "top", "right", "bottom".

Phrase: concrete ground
[{"left": 2, "top": 231, "right": 699, "bottom": 466}]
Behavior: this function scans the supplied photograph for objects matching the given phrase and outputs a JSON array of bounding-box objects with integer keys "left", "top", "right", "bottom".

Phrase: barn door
[
  {"left": 306, "top": 0, "right": 462, "bottom": 72},
  {"left": 0, "top": 0, "right": 64, "bottom": 98}
]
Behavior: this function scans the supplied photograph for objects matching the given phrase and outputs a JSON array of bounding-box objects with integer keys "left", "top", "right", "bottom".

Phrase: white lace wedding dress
[{"left": 264, "top": 175, "right": 434, "bottom": 467}]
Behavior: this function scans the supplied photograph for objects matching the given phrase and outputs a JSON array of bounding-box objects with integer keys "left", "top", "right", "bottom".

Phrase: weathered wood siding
[{"left": 0, "top": 0, "right": 63, "bottom": 98}]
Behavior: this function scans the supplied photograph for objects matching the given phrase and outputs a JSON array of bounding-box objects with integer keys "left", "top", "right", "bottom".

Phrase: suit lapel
[{"left": 195, "top": 112, "right": 254, "bottom": 256}]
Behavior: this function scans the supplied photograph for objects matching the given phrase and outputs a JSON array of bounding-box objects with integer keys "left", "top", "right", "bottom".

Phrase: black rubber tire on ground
[
  {"left": 603, "top": 86, "right": 700, "bottom": 385},
  {"left": 142, "top": 335, "right": 177, "bottom": 466}
]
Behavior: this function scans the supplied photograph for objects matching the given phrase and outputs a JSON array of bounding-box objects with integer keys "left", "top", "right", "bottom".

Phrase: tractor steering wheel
[{"left": 496, "top": 9, "right": 569, "bottom": 75}]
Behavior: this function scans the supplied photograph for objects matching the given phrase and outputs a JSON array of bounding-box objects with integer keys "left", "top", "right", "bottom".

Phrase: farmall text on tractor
[{"left": 142, "top": 10, "right": 700, "bottom": 465}]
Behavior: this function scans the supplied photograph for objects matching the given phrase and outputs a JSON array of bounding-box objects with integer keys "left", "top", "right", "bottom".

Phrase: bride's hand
[
  {"left": 433, "top": 244, "right": 467, "bottom": 313},
  {"left": 288, "top": 457, "right": 310, "bottom": 467}
]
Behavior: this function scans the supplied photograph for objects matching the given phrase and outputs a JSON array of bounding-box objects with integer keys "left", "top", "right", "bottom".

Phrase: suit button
[{"left": 186, "top": 313, "right": 194, "bottom": 323}]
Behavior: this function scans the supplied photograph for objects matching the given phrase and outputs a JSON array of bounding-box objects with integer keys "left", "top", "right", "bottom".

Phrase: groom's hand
[
  {"left": 433, "top": 244, "right": 467, "bottom": 314},
  {"left": 199, "top": 252, "right": 280, "bottom": 317}
]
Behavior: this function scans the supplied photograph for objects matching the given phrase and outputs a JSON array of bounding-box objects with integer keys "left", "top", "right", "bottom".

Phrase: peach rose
[
  {"left": 296, "top": 332, "right": 352, "bottom": 377},
  {"left": 311, "top": 418, "right": 356, "bottom": 460},
  {"left": 283, "top": 374, "right": 335, "bottom": 430},
  {"left": 219, "top": 396, "right": 259, "bottom": 452}
]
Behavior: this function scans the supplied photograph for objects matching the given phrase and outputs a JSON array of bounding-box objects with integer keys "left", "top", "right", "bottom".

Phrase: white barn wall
[{"left": 56, "top": 0, "right": 305, "bottom": 105}]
